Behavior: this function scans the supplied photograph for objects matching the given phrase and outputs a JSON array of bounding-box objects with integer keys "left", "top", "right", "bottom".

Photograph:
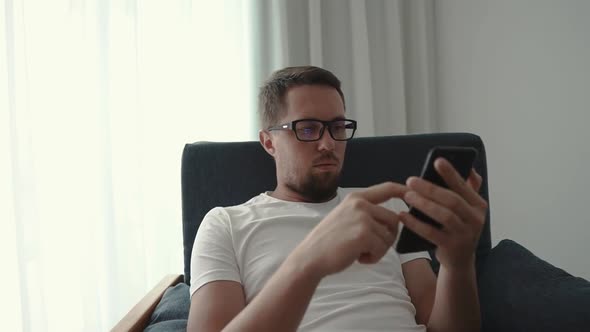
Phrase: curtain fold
[
  {"left": 1, "top": 0, "right": 254, "bottom": 330},
  {"left": 1, "top": 1, "right": 436, "bottom": 330},
  {"left": 249, "top": 0, "right": 437, "bottom": 135}
]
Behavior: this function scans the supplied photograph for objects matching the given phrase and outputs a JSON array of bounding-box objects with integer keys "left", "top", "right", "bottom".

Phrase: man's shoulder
[
  {"left": 203, "top": 193, "right": 271, "bottom": 221},
  {"left": 225, "top": 193, "right": 272, "bottom": 211}
]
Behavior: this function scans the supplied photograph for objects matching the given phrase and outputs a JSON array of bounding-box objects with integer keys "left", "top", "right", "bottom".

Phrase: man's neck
[{"left": 269, "top": 185, "right": 337, "bottom": 203}]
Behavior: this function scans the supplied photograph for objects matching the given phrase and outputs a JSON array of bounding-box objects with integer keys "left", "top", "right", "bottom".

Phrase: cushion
[
  {"left": 145, "top": 283, "right": 189, "bottom": 331},
  {"left": 477, "top": 239, "right": 590, "bottom": 332},
  {"left": 144, "top": 320, "right": 187, "bottom": 332}
]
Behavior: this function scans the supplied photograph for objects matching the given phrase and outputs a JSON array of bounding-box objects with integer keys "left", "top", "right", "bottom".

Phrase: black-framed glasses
[{"left": 267, "top": 118, "right": 357, "bottom": 142}]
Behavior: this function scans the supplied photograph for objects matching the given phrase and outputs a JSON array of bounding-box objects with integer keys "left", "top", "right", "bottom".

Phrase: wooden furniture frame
[{"left": 111, "top": 274, "right": 184, "bottom": 332}]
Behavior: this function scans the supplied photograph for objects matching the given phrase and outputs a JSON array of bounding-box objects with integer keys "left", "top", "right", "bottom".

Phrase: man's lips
[
  {"left": 314, "top": 162, "right": 339, "bottom": 168},
  {"left": 313, "top": 154, "right": 340, "bottom": 168}
]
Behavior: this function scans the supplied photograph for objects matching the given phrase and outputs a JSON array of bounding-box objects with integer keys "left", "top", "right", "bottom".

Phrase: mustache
[{"left": 313, "top": 152, "right": 340, "bottom": 165}]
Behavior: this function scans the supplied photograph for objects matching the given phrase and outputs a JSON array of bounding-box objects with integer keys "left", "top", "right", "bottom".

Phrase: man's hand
[
  {"left": 399, "top": 158, "right": 488, "bottom": 270},
  {"left": 290, "top": 182, "right": 408, "bottom": 279}
]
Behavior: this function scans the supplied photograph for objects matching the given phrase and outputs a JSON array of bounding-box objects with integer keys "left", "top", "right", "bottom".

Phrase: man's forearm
[
  {"left": 222, "top": 253, "right": 322, "bottom": 332},
  {"left": 427, "top": 262, "right": 481, "bottom": 332}
]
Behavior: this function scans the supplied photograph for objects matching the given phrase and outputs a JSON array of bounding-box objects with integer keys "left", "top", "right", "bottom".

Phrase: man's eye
[
  {"left": 330, "top": 124, "right": 346, "bottom": 131},
  {"left": 298, "top": 127, "right": 314, "bottom": 134}
]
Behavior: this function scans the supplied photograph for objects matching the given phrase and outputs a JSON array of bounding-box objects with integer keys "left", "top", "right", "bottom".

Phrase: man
[{"left": 187, "top": 66, "right": 487, "bottom": 332}]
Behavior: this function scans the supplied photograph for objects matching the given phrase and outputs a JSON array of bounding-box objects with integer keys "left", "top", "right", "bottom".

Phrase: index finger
[{"left": 355, "top": 182, "right": 409, "bottom": 204}]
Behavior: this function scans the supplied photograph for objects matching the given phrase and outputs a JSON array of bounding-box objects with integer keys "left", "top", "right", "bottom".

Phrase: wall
[{"left": 434, "top": 0, "right": 590, "bottom": 279}]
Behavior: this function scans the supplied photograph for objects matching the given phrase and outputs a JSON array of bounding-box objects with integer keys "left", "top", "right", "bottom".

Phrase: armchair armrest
[
  {"left": 477, "top": 240, "right": 590, "bottom": 332},
  {"left": 112, "top": 274, "right": 184, "bottom": 332}
]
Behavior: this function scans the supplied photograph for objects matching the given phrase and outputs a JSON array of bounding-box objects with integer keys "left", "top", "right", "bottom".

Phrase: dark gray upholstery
[
  {"left": 181, "top": 133, "right": 491, "bottom": 284},
  {"left": 477, "top": 239, "right": 590, "bottom": 331},
  {"left": 145, "top": 132, "right": 590, "bottom": 332},
  {"left": 145, "top": 283, "right": 190, "bottom": 332}
]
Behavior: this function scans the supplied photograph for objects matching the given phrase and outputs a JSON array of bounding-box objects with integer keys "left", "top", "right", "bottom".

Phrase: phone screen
[{"left": 395, "top": 146, "right": 478, "bottom": 254}]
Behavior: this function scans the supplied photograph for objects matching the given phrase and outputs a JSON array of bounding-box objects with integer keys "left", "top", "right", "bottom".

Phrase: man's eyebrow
[{"left": 330, "top": 116, "right": 346, "bottom": 121}]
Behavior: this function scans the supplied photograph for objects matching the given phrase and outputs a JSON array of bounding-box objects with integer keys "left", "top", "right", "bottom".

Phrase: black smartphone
[{"left": 395, "top": 146, "right": 478, "bottom": 254}]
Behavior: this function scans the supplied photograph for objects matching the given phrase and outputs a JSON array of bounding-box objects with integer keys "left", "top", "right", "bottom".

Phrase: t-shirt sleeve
[
  {"left": 189, "top": 207, "right": 241, "bottom": 298},
  {"left": 399, "top": 251, "right": 431, "bottom": 264}
]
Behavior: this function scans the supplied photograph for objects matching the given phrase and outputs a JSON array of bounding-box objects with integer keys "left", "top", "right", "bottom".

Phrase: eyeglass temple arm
[{"left": 267, "top": 123, "right": 291, "bottom": 131}]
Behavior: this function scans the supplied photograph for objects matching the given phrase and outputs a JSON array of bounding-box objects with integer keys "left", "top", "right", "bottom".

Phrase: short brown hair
[{"left": 258, "top": 66, "right": 346, "bottom": 129}]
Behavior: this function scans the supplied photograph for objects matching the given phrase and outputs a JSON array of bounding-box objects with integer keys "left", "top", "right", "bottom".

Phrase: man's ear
[{"left": 259, "top": 130, "right": 276, "bottom": 156}]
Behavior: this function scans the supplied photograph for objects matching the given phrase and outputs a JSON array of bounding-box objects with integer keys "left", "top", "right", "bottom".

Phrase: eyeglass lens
[{"left": 295, "top": 120, "right": 354, "bottom": 141}]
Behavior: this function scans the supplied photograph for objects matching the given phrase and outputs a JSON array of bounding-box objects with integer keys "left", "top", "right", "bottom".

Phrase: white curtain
[
  {"left": 249, "top": 0, "right": 437, "bottom": 136},
  {"left": 1, "top": 0, "right": 254, "bottom": 330},
  {"left": 1, "top": 0, "right": 436, "bottom": 331}
]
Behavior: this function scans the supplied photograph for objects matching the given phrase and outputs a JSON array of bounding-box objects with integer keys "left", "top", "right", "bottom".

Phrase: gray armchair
[{"left": 113, "top": 133, "right": 590, "bottom": 332}]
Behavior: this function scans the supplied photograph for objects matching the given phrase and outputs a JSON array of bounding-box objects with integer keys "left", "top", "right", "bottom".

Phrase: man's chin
[{"left": 298, "top": 173, "right": 340, "bottom": 202}]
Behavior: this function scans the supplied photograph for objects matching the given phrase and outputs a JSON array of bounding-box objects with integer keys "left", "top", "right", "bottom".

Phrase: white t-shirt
[{"left": 190, "top": 187, "right": 430, "bottom": 332}]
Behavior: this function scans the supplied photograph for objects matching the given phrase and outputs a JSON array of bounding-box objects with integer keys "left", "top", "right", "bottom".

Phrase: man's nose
[{"left": 317, "top": 127, "right": 336, "bottom": 151}]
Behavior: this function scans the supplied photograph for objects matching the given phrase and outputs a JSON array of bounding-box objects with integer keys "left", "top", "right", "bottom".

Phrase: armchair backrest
[{"left": 181, "top": 133, "right": 491, "bottom": 284}]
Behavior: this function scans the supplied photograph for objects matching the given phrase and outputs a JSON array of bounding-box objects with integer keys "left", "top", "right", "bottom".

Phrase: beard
[{"left": 285, "top": 167, "right": 341, "bottom": 203}]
